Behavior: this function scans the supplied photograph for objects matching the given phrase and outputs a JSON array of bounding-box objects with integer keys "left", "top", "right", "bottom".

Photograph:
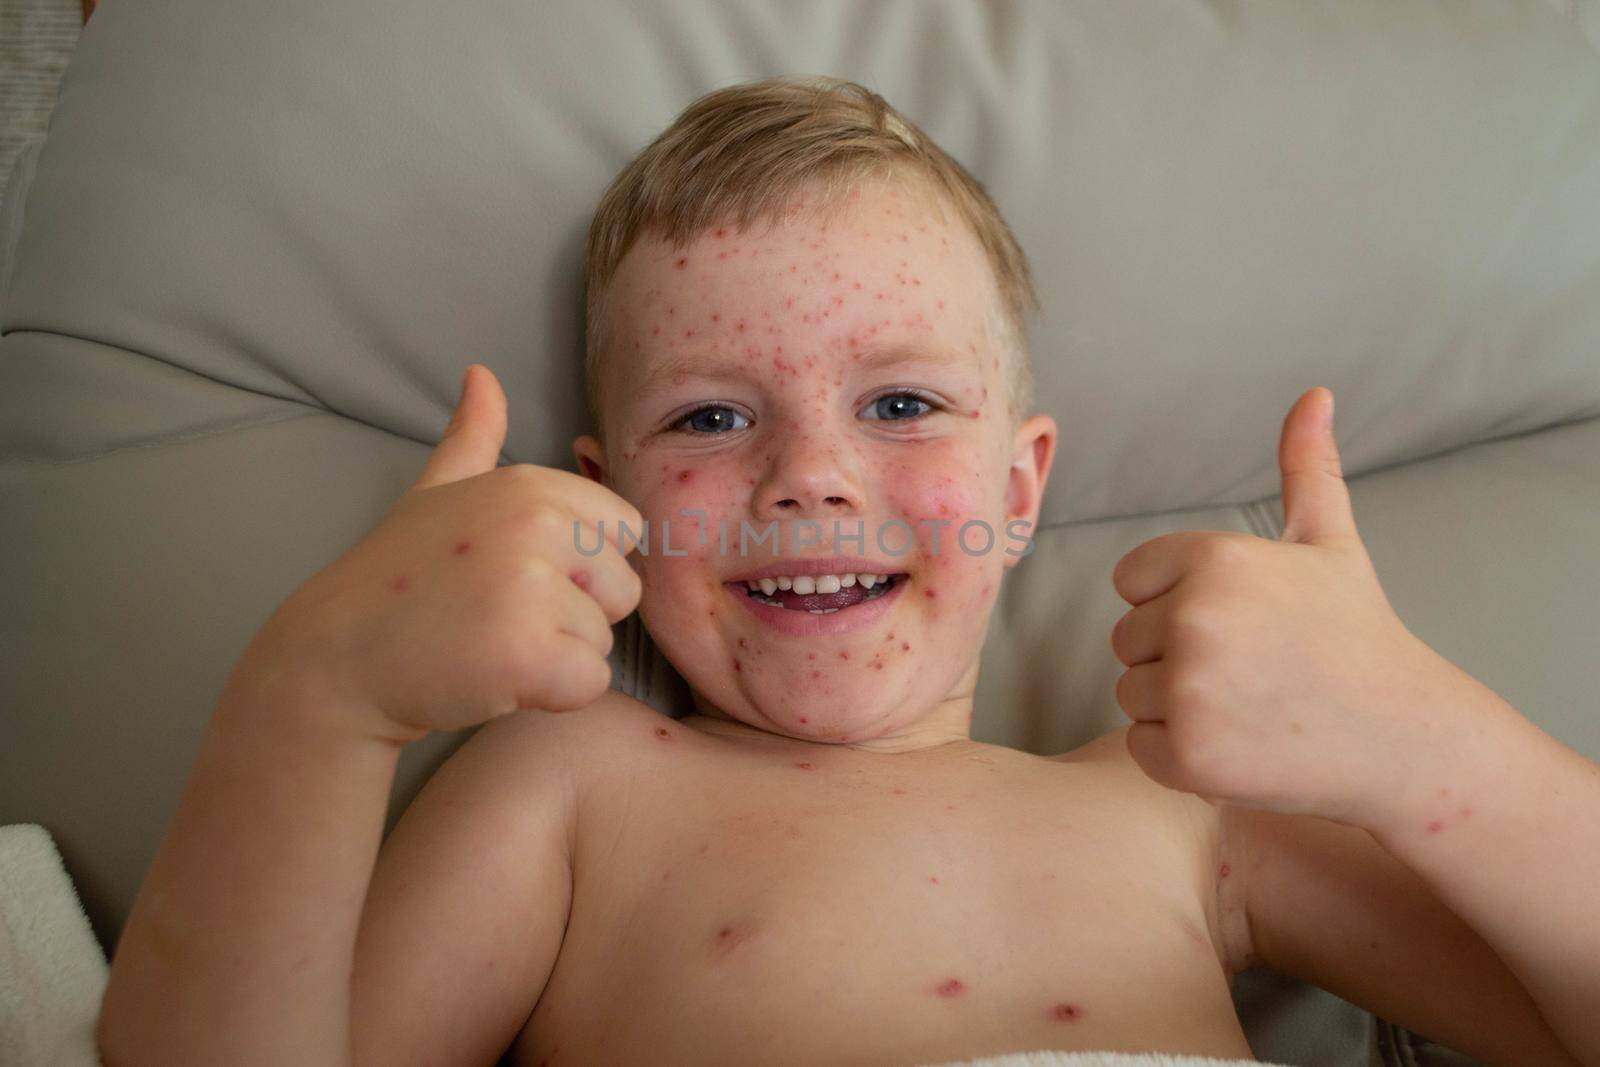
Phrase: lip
[
  {"left": 727, "top": 556, "right": 912, "bottom": 583},
  {"left": 725, "top": 572, "right": 907, "bottom": 636}
]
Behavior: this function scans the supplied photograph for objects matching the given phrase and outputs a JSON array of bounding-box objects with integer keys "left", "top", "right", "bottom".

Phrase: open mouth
[{"left": 739, "top": 572, "right": 907, "bottom": 614}]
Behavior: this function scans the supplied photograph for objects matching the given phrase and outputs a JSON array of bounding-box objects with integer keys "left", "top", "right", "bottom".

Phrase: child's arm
[
  {"left": 98, "top": 364, "right": 641, "bottom": 1066},
  {"left": 97, "top": 632, "right": 406, "bottom": 1065},
  {"left": 351, "top": 697, "right": 580, "bottom": 1067},
  {"left": 1361, "top": 691, "right": 1600, "bottom": 1067}
]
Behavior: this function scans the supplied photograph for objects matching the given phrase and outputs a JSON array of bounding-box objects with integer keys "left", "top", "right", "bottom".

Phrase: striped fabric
[{"left": 1, "top": 0, "right": 81, "bottom": 206}]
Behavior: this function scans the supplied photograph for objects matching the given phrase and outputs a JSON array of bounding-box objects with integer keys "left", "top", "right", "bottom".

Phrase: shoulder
[
  {"left": 474, "top": 685, "right": 664, "bottom": 754},
  {"left": 469, "top": 687, "right": 675, "bottom": 800}
]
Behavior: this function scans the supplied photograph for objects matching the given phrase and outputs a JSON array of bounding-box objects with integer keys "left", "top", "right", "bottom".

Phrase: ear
[
  {"left": 1003, "top": 414, "right": 1057, "bottom": 570},
  {"left": 572, "top": 434, "right": 608, "bottom": 485}
]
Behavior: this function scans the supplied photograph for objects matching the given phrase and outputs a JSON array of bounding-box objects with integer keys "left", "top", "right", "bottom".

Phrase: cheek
[
  {"left": 637, "top": 459, "right": 750, "bottom": 523},
  {"left": 881, "top": 445, "right": 1007, "bottom": 589},
  {"left": 631, "top": 459, "right": 752, "bottom": 588},
  {"left": 884, "top": 444, "right": 993, "bottom": 531}
]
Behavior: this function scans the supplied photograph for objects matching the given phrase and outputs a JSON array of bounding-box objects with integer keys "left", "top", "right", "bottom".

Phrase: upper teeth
[{"left": 749, "top": 573, "right": 887, "bottom": 596}]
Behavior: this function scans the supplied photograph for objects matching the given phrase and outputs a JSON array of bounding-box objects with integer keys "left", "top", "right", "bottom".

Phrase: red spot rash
[
  {"left": 798, "top": 716, "right": 809, "bottom": 724},
  {"left": 675, "top": 257, "right": 688, "bottom": 269},
  {"left": 1048, "top": 1002, "right": 1084, "bottom": 1022},
  {"left": 924, "top": 587, "right": 938, "bottom": 599},
  {"left": 934, "top": 978, "right": 965, "bottom": 998},
  {"left": 677, "top": 469, "right": 694, "bottom": 483},
  {"left": 390, "top": 576, "right": 410, "bottom": 592},
  {"left": 928, "top": 876, "right": 940, "bottom": 884},
  {"left": 838, "top": 651, "right": 850, "bottom": 660},
  {"left": 810, "top": 670, "right": 822, "bottom": 680},
  {"left": 901, "top": 642, "right": 910, "bottom": 651},
  {"left": 1427, "top": 820, "right": 1445, "bottom": 833},
  {"left": 737, "top": 638, "right": 748, "bottom": 650},
  {"left": 711, "top": 925, "right": 752, "bottom": 955},
  {"left": 1219, "top": 863, "right": 1231, "bottom": 878},
  {"left": 454, "top": 540, "right": 472, "bottom": 555},
  {"left": 568, "top": 567, "right": 591, "bottom": 590},
  {"left": 733, "top": 659, "right": 742, "bottom": 672},
  {"left": 794, "top": 762, "right": 814, "bottom": 770}
]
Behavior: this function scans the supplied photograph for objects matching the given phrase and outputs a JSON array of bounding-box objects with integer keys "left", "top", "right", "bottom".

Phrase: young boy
[{"left": 97, "top": 77, "right": 1599, "bottom": 1067}]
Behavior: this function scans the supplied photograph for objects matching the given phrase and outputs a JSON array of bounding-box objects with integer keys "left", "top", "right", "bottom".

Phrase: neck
[{"left": 681, "top": 665, "right": 979, "bottom": 756}]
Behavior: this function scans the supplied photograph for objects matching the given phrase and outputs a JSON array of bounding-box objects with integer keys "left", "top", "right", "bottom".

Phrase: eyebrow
[
  {"left": 635, "top": 351, "right": 752, "bottom": 401},
  {"left": 852, "top": 341, "right": 977, "bottom": 373},
  {"left": 635, "top": 341, "right": 978, "bottom": 400}
]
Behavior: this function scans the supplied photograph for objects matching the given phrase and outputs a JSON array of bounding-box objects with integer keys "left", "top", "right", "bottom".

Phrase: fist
[
  {"left": 1107, "top": 386, "right": 1452, "bottom": 823},
  {"left": 267, "top": 364, "right": 643, "bottom": 742}
]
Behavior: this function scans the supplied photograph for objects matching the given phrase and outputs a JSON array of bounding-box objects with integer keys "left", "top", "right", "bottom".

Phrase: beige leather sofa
[{"left": 4, "top": 3, "right": 1599, "bottom": 1064}]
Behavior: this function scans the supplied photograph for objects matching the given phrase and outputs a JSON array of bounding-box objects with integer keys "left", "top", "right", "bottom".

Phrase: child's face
[{"left": 574, "top": 176, "right": 1056, "bottom": 748}]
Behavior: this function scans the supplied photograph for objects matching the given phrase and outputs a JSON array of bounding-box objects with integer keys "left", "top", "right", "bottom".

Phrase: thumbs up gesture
[
  {"left": 1109, "top": 387, "right": 1484, "bottom": 825},
  {"left": 264, "top": 364, "right": 643, "bottom": 744}
]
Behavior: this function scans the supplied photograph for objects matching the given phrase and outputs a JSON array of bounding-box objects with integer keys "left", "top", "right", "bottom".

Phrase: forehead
[{"left": 604, "top": 176, "right": 1003, "bottom": 390}]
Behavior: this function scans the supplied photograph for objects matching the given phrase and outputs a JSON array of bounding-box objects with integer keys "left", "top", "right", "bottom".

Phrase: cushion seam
[{"left": 1, "top": 408, "right": 327, "bottom": 475}]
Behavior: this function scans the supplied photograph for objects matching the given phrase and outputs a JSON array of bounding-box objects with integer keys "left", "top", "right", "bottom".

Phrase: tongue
[{"left": 773, "top": 585, "right": 871, "bottom": 611}]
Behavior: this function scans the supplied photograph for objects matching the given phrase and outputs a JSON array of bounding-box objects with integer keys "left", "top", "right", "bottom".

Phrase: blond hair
[{"left": 582, "top": 75, "right": 1039, "bottom": 438}]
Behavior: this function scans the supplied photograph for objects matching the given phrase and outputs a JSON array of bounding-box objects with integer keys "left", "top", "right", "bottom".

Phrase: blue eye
[
  {"left": 675, "top": 405, "right": 749, "bottom": 435},
  {"left": 863, "top": 392, "right": 934, "bottom": 421}
]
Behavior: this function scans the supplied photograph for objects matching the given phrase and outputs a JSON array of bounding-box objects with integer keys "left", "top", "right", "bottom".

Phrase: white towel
[
  {"left": 0, "top": 824, "right": 108, "bottom": 1067},
  {"left": 923, "top": 1050, "right": 1291, "bottom": 1066}
]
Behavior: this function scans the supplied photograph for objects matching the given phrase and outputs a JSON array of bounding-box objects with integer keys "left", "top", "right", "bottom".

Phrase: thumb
[
  {"left": 1277, "top": 386, "right": 1359, "bottom": 546},
  {"left": 413, "top": 364, "right": 508, "bottom": 490}
]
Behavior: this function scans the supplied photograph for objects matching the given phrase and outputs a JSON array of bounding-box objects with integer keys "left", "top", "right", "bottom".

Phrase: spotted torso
[{"left": 511, "top": 698, "right": 1252, "bottom": 1065}]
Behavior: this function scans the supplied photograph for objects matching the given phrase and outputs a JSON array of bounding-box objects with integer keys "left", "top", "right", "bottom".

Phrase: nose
[{"left": 751, "top": 429, "right": 864, "bottom": 521}]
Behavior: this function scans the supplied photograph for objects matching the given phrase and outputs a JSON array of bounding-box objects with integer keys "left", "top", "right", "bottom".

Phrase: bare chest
[{"left": 514, "top": 733, "right": 1250, "bottom": 1065}]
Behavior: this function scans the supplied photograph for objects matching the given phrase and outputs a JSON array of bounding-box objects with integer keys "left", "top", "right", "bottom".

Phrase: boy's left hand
[{"left": 1108, "top": 386, "right": 1486, "bottom": 826}]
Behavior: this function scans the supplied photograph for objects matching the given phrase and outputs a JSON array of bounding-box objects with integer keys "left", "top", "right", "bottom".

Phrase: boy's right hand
[{"left": 263, "top": 364, "right": 643, "bottom": 744}]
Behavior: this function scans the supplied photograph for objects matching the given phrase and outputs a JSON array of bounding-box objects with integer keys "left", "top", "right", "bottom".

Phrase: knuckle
[
  {"left": 1114, "top": 668, "right": 1135, "bottom": 705},
  {"left": 1110, "top": 553, "right": 1132, "bottom": 593},
  {"left": 521, "top": 503, "right": 570, "bottom": 542},
  {"left": 1163, "top": 668, "right": 1209, "bottom": 713},
  {"left": 523, "top": 550, "right": 557, "bottom": 580},
  {"left": 1169, "top": 714, "right": 1218, "bottom": 775},
  {"left": 620, "top": 563, "right": 643, "bottom": 603},
  {"left": 502, "top": 463, "right": 547, "bottom": 493},
  {"left": 1201, "top": 534, "right": 1250, "bottom": 569},
  {"left": 1169, "top": 602, "right": 1214, "bottom": 640},
  {"left": 567, "top": 654, "right": 612, "bottom": 708}
]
